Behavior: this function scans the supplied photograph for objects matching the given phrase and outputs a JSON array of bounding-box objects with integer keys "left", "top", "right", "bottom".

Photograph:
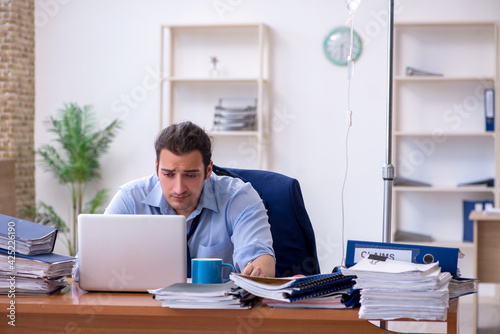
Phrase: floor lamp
[{"left": 382, "top": 0, "right": 395, "bottom": 244}]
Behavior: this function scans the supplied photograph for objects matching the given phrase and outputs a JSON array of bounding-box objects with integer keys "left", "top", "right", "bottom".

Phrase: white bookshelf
[
  {"left": 159, "top": 23, "right": 270, "bottom": 169},
  {"left": 391, "top": 22, "right": 499, "bottom": 247}
]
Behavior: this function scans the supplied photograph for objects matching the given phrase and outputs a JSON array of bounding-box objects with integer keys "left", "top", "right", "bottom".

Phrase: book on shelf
[
  {"left": 405, "top": 66, "right": 443, "bottom": 77},
  {"left": 0, "top": 214, "right": 58, "bottom": 256},
  {"left": 213, "top": 98, "right": 257, "bottom": 131},
  {"left": 393, "top": 230, "right": 433, "bottom": 243},
  {"left": 457, "top": 177, "right": 494, "bottom": 188},
  {"left": 229, "top": 272, "right": 356, "bottom": 303},
  {"left": 393, "top": 177, "right": 431, "bottom": 187},
  {"left": 485, "top": 88, "right": 495, "bottom": 132}
]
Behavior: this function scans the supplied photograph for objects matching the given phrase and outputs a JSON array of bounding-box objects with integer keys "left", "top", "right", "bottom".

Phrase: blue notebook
[
  {"left": 285, "top": 274, "right": 356, "bottom": 302},
  {"left": 230, "top": 272, "right": 356, "bottom": 303},
  {"left": 0, "top": 214, "right": 58, "bottom": 256}
]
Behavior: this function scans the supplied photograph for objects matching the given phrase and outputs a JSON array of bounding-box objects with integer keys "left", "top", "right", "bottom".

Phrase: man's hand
[{"left": 241, "top": 254, "right": 275, "bottom": 278}]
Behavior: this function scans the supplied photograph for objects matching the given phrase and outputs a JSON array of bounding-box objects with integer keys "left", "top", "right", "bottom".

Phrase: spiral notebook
[{"left": 230, "top": 272, "right": 355, "bottom": 302}]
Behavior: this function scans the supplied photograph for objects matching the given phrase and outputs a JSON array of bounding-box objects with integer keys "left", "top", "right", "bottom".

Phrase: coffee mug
[{"left": 191, "top": 258, "right": 234, "bottom": 284}]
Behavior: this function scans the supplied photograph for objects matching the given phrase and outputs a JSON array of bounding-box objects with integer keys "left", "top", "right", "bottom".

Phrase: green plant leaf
[
  {"left": 83, "top": 189, "right": 109, "bottom": 214},
  {"left": 34, "top": 102, "right": 123, "bottom": 256}
]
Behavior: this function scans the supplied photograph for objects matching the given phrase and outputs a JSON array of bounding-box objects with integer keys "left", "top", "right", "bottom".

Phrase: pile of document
[
  {"left": 0, "top": 252, "right": 75, "bottom": 295},
  {"left": 0, "top": 214, "right": 58, "bottom": 255},
  {"left": 261, "top": 289, "right": 360, "bottom": 309},
  {"left": 149, "top": 281, "right": 256, "bottom": 309},
  {"left": 449, "top": 276, "right": 478, "bottom": 299},
  {"left": 0, "top": 214, "right": 75, "bottom": 294},
  {"left": 230, "top": 272, "right": 358, "bottom": 309},
  {"left": 213, "top": 98, "right": 257, "bottom": 131},
  {"left": 341, "top": 257, "right": 451, "bottom": 321}
]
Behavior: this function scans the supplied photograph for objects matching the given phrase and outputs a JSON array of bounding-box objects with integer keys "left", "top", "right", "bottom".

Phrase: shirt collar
[{"left": 142, "top": 173, "right": 220, "bottom": 218}]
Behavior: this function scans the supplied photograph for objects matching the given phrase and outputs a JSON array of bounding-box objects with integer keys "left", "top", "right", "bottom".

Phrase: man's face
[{"left": 156, "top": 149, "right": 212, "bottom": 218}]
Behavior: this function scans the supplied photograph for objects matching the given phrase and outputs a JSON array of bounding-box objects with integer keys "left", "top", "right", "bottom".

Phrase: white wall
[{"left": 35, "top": 0, "right": 500, "bottom": 272}]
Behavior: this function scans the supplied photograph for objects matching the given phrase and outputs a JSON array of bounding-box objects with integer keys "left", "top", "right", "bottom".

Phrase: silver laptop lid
[{"left": 78, "top": 214, "right": 187, "bottom": 292}]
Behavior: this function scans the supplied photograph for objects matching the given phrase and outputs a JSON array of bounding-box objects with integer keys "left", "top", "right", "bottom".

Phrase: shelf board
[
  {"left": 394, "top": 21, "right": 497, "bottom": 28},
  {"left": 394, "top": 76, "right": 495, "bottom": 82},
  {"left": 208, "top": 130, "right": 260, "bottom": 137},
  {"left": 394, "top": 186, "right": 495, "bottom": 193},
  {"left": 162, "top": 23, "right": 266, "bottom": 30},
  {"left": 394, "top": 131, "right": 495, "bottom": 137},
  {"left": 392, "top": 239, "right": 474, "bottom": 250},
  {"left": 163, "top": 77, "right": 267, "bottom": 84}
]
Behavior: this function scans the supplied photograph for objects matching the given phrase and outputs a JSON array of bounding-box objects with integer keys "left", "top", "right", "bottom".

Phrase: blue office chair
[{"left": 213, "top": 166, "right": 321, "bottom": 277}]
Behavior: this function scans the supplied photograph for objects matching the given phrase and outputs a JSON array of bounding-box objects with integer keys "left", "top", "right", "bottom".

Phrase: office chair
[{"left": 213, "top": 165, "right": 321, "bottom": 277}]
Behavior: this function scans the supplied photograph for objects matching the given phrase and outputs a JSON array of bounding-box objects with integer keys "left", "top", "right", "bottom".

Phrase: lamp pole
[{"left": 382, "top": 0, "right": 395, "bottom": 243}]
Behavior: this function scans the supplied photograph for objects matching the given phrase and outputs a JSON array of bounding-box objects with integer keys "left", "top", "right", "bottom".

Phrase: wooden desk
[
  {"left": 469, "top": 211, "right": 500, "bottom": 334},
  {"left": 0, "top": 283, "right": 458, "bottom": 334}
]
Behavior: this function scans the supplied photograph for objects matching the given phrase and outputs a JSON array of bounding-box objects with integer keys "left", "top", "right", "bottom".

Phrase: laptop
[{"left": 77, "top": 214, "right": 187, "bottom": 292}]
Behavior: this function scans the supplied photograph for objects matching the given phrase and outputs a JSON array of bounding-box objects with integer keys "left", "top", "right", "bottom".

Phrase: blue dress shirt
[{"left": 104, "top": 172, "right": 275, "bottom": 272}]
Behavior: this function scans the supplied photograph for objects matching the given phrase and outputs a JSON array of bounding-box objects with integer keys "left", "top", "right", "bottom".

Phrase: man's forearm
[{"left": 241, "top": 254, "right": 275, "bottom": 277}]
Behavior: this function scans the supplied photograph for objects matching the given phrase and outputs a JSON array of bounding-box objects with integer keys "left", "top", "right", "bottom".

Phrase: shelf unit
[
  {"left": 391, "top": 22, "right": 499, "bottom": 252},
  {"left": 159, "top": 24, "right": 270, "bottom": 169}
]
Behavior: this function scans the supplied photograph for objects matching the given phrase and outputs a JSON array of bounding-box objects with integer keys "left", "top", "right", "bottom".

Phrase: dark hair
[{"left": 155, "top": 121, "right": 212, "bottom": 172}]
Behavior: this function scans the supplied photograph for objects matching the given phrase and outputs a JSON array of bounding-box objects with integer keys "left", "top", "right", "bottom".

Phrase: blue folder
[
  {"left": 0, "top": 214, "right": 58, "bottom": 255},
  {"left": 345, "top": 240, "right": 461, "bottom": 276},
  {"left": 485, "top": 88, "right": 495, "bottom": 132}
]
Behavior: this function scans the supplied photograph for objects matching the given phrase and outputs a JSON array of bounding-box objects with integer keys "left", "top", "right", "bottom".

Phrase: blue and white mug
[{"left": 191, "top": 258, "right": 234, "bottom": 284}]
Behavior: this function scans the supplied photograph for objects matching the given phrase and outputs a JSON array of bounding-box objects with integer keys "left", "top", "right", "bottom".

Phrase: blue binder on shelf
[
  {"left": 345, "top": 240, "right": 462, "bottom": 276},
  {"left": 485, "top": 88, "right": 495, "bottom": 132}
]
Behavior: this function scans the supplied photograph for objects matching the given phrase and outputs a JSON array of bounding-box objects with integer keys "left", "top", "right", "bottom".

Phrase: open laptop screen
[{"left": 77, "top": 214, "right": 186, "bottom": 292}]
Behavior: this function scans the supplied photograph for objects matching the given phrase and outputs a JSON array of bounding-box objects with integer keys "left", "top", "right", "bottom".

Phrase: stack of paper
[
  {"left": 213, "top": 98, "right": 257, "bottom": 131},
  {"left": 0, "top": 251, "right": 75, "bottom": 278},
  {"left": 261, "top": 289, "right": 360, "bottom": 309},
  {"left": 341, "top": 257, "right": 451, "bottom": 321},
  {"left": 0, "top": 251, "right": 75, "bottom": 295},
  {"left": 0, "top": 276, "right": 69, "bottom": 295},
  {"left": 229, "top": 272, "right": 357, "bottom": 308},
  {"left": 0, "top": 214, "right": 74, "bottom": 295},
  {"left": 449, "top": 277, "right": 478, "bottom": 299},
  {"left": 149, "top": 281, "right": 255, "bottom": 309},
  {"left": 0, "top": 214, "right": 58, "bottom": 255}
]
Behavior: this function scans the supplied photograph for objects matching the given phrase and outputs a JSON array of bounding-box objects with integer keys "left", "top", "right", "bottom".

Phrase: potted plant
[{"left": 22, "top": 103, "right": 122, "bottom": 256}]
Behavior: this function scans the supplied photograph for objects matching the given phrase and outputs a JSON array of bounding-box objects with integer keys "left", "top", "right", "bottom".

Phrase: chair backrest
[{"left": 213, "top": 166, "right": 320, "bottom": 277}]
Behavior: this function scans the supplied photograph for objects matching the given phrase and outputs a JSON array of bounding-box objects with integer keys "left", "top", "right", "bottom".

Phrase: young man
[{"left": 104, "top": 121, "right": 275, "bottom": 278}]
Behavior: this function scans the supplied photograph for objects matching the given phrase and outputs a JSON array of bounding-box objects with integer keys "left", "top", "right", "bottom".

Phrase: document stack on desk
[
  {"left": 449, "top": 276, "right": 478, "bottom": 299},
  {"left": 341, "top": 257, "right": 451, "bottom": 321},
  {"left": 0, "top": 214, "right": 74, "bottom": 295},
  {"left": 148, "top": 281, "right": 256, "bottom": 309},
  {"left": 0, "top": 214, "right": 58, "bottom": 255},
  {"left": 229, "top": 272, "right": 358, "bottom": 308}
]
